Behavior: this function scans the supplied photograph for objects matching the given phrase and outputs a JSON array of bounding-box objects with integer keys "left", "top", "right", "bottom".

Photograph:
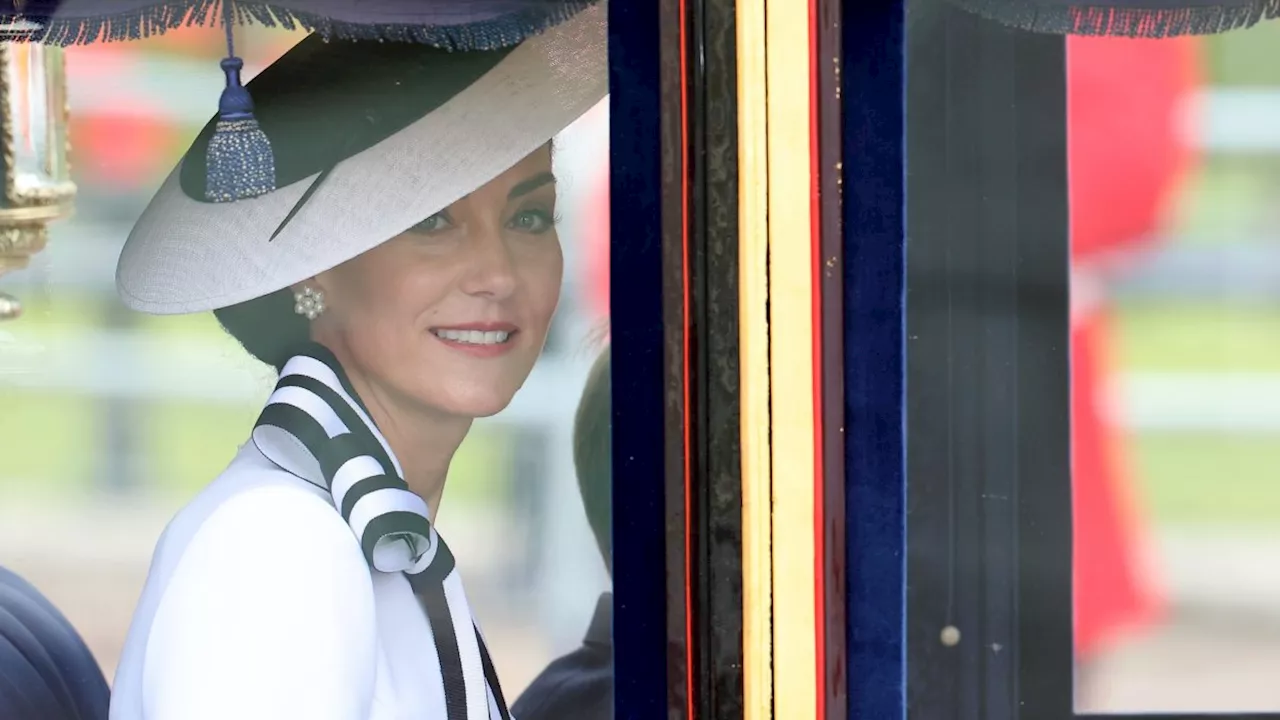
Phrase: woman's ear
[{"left": 291, "top": 275, "right": 325, "bottom": 296}]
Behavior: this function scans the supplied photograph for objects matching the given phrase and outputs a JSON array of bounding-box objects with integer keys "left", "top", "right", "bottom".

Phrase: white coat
[{"left": 109, "top": 345, "right": 510, "bottom": 720}]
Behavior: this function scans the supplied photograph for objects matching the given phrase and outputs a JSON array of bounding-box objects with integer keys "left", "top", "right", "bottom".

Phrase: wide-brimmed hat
[{"left": 116, "top": 1, "right": 605, "bottom": 315}]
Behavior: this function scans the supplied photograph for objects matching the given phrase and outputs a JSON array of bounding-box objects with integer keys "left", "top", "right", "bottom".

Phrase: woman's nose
[{"left": 459, "top": 226, "right": 518, "bottom": 300}]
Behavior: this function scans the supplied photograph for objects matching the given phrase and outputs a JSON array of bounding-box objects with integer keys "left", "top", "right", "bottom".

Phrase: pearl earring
[{"left": 293, "top": 286, "right": 325, "bottom": 320}]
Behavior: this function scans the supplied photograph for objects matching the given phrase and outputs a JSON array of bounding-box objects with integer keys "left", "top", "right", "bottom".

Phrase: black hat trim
[{"left": 178, "top": 34, "right": 515, "bottom": 206}]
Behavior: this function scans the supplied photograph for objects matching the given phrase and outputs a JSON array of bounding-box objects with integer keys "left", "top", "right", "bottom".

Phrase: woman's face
[{"left": 309, "top": 146, "right": 562, "bottom": 418}]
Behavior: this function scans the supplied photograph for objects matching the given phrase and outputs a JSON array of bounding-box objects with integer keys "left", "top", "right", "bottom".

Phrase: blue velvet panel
[
  {"left": 842, "top": 2, "right": 907, "bottom": 719},
  {"left": 606, "top": 0, "right": 667, "bottom": 717}
]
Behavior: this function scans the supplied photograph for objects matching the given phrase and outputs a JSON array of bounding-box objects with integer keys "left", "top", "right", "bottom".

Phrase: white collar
[{"left": 251, "top": 343, "right": 442, "bottom": 575}]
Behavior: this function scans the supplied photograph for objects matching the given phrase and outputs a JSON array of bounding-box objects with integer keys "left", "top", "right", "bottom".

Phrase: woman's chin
[
  {"left": 467, "top": 404, "right": 510, "bottom": 419},
  {"left": 430, "top": 388, "right": 518, "bottom": 419},
  {"left": 398, "top": 365, "right": 531, "bottom": 419}
]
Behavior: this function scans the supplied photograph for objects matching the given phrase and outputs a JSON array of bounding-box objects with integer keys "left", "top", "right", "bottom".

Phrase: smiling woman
[
  {"left": 215, "top": 147, "right": 561, "bottom": 381},
  {"left": 100, "top": 5, "right": 606, "bottom": 720},
  {"left": 305, "top": 149, "right": 562, "bottom": 424}
]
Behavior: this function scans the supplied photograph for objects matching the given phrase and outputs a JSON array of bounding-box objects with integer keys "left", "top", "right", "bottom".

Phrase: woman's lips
[{"left": 428, "top": 325, "right": 519, "bottom": 358}]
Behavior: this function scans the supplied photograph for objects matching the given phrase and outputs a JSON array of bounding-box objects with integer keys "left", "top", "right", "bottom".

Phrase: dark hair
[
  {"left": 214, "top": 288, "right": 310, "bottom": 373},
  {"left": 0, "top": 566, "right": 110, "bottom": 720},
  {"left": 573, "top": 345, "right": 611, "bottom": 574}
]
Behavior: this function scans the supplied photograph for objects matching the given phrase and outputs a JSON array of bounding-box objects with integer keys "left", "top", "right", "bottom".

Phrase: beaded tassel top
[{"left": 204, "top": 0, "right": 277, "bottom": 202}]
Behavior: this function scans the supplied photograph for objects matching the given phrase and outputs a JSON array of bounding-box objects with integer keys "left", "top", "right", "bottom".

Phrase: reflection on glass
[
  {"left": 5, "top": 42, "right": 58, "bottom": 192},
  {"left": 1072, "top": 23, "right": 1280, "bottom": 714}
]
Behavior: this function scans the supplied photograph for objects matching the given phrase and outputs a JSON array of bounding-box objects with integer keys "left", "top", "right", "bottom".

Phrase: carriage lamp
[{"left": 0, "top": 34, "right": 74, "bottom": 321}]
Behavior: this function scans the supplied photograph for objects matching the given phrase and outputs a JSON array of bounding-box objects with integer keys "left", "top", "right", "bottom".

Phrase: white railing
[
  {"left": 2, "top": 326, "right": 1276, "bottom": 446},
  {"left": 6, "top": 328, "right": 1280, "bottom": 435},
  {"left": 1183, "top": 88, "right": 1280, "bottom": 153},
  {"left": 1117, "top": 372, "right": 1280, "bottom": 432}
]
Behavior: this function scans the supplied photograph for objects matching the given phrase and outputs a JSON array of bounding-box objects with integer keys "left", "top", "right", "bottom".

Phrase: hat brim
[{"left": 116, "top": 2, "right": 605, "bottom": 315}]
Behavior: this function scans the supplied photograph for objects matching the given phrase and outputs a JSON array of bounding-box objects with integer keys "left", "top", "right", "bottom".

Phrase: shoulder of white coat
[
  {"left": 140, "top": 485, "right": 379, "bottom": 719},
  {"left": 168, "top": 481, "right": 367, "bottom": 580}
]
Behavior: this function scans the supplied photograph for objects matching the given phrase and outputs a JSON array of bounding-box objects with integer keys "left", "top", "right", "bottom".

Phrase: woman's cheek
[
  {"left": 400, "top": 278, "right": 449, "bottom": 326},
  {"left": 530, "top": 266, "right": 563, "bottom": 326}
]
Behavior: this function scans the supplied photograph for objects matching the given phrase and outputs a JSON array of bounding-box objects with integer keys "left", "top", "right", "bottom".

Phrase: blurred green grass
[
  {"left": 0, "top": 390, "right": 506, "bottom": 504},
  {"left": 0, "top": 386, "right": 508, "bottom": 506},
  {"left": 1115, "top": 300, "right": 1280, "bottom": 527},
  {"left": 1131, "top": 433, "right": 1280, "bottom": 526},
  {"left": 0, "top": 294, "right": 509, "bottom": 507},
  {"left": 1205, "top": 20, "right": 1280, "bottom": 88},
  {"left": 1116, "top": 301, "right": 1280, "bottom": 372}
]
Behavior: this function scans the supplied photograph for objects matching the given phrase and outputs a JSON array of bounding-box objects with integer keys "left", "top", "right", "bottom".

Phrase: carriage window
[
  {"left": 0, "top": 11, "right": 630, "bottom": 718},
  {"left": 1070, "top": 22, "right": 1280, "bottom": 716},
  {"left": 907, "top": 3, "right": 1280, "bottom": 717}
]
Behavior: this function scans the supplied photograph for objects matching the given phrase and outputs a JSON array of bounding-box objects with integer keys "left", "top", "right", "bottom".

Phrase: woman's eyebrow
[{"left": 508, "top": 172, "right": 556, "bottom": 200}]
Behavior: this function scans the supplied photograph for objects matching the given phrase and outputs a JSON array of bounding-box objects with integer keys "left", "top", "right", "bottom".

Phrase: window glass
[
  {"left": 1072, "top": 22, "right": 1280, "bottom": 715},
  {"left": 0, "top": 12, "right": 615, "bottom": 718}
]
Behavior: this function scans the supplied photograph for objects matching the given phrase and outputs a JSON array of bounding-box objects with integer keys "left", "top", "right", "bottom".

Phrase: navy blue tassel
[{"left": 205, "top": 3, "right": 276, "bottom": 202}]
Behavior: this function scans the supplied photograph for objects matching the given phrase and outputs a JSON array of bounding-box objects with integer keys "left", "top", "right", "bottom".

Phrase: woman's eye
[
  {"left": 509, "top": 209, "right": 555, "bottom": 234},
  {"left": 410, "top": 212, "right": 452, "bottom": 234}
]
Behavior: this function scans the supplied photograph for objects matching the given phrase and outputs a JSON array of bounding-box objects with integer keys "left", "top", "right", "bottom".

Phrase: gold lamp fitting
[{"left": 0, "top": 39, "right": 75, "bottom": 322}]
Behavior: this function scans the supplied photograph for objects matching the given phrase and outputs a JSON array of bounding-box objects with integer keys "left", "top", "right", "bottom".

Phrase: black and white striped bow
[
  {"left": 252, "top": 344, "right": 438, "bottom": 573},
  {"left": 251, "top": 343, "right": 510, "bottom": 719}
]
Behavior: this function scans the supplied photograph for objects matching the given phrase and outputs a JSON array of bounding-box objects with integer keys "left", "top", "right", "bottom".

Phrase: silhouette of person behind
[
  {"left": 512, "top": 344, "right": 613, "bottom": 719},
  {"left": 0, "top": 566, "right": 110, "bottom": 720}
]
